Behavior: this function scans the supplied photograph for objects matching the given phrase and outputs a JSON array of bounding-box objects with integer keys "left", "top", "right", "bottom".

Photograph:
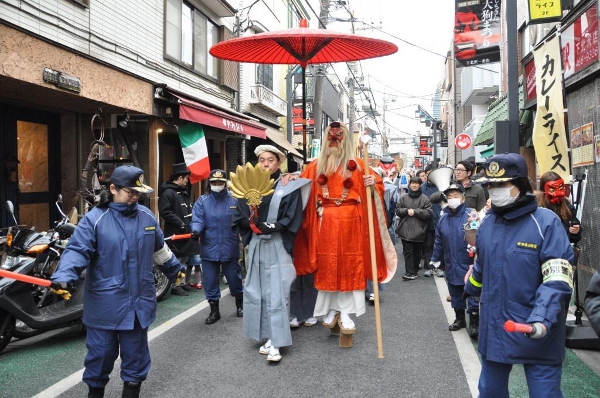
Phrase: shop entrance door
[{"left": 0, "top": 106, "right": 60, "bottom": 231}]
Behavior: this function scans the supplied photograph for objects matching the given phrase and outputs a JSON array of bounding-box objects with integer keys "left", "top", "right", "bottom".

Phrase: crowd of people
[{"left": 49, "top": 121, "right": 600, "bottom": 397}]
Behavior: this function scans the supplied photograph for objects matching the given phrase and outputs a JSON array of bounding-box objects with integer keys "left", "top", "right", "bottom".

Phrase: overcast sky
[{"left": 326, "top": 0, "right": 455, "bottom": 141}]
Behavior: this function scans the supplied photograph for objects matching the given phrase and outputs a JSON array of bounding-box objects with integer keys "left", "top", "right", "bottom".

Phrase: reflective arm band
[
  {"left": 541, "top": 258, "right": 573, "bottom": 289},
  {"left": 469, "top": 274, "right": 482, "bottom": 288},
  {"left": 154, "top": 243, "right": 173, "bottom": 265}
]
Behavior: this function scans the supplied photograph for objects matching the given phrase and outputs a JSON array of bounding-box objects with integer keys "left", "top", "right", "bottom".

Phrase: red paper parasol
[{"left": 210, "top": 19, "right": 398, "bottom": 162}]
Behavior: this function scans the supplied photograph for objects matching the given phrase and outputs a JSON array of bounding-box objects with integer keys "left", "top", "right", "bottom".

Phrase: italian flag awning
[{"left": 179, "top": 123, "right": 210, "bottom": 184}]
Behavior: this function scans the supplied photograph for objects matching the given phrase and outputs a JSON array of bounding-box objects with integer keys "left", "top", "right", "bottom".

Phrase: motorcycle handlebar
[
  {"left": 165, "top": 233, "right": 192, "bottom": 241},
  {"left": 504, "top": 320, "right": 534, "bottom": 334}
]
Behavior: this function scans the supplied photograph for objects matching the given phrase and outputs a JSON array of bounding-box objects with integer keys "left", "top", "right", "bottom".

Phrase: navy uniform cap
[
  {"left": 110, "top": 165, "right": 154, "bottom": 194},
  {"left": 476, "top": 153, "right": 528, "bottom": 184},
  {"left": 443, "top": 182, "right": 465, "bottom": 195},
  {"left": 209, "top": 169, "right": 227, "bottom": 182}
]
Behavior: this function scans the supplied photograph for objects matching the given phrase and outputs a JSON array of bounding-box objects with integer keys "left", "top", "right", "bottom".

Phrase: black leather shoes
[
  {"left": 171, "top": 286, "right": 189, "bottom": 296},
  {"left": 449, "top": 318, "right": 466, "bottom": 331}
]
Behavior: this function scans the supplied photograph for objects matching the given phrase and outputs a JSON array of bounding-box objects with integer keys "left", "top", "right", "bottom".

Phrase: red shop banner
[
  {"left": 524, "top": 3, "right": 598, "bottom": 102},
  {"left": 561, "top": 3, "right": 598, "bottom": 79}
]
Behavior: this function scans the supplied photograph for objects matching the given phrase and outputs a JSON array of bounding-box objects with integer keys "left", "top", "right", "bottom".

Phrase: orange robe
[{"left": 293, "top": 158, "right": 397, "bottom": 292}]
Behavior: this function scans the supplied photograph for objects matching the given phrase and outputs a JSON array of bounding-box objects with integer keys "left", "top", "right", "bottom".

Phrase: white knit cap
[{"left": 254, "top": 145, "right": 285, "bottom": 162}]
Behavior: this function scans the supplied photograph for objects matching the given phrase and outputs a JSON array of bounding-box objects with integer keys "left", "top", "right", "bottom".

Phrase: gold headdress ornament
[{"left": 229, "top": 163, "right": 275, "bottom": 207}]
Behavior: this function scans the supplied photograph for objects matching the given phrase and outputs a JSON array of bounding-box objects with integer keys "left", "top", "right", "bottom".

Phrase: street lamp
[{"left": 415, "top": 105, "right": 438, "bottom": 166}]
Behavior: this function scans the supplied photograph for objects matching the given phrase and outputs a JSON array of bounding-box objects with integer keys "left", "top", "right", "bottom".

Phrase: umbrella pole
[
  {"left": 301, "top": 64, "right": 307, "bottom": 164},
  {"left": 362, "top": 143, "right": 384, "bottom": 359}
]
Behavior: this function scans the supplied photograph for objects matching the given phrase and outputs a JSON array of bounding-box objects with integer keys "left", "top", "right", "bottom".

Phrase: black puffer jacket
[
  {"left": 395, "top": 191, "right": 432, "bottom": 242},
  {"left": 584, "top": 272, "right": 600, "bottom": 338},
  {"left": 158, "top": 181, "right": 200, "bottom": 257}
]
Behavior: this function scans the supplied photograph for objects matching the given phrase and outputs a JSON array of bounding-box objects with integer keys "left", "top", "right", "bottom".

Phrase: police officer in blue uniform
[
  {"left": 52, "top": 165, "right": 185, "bottom": 398},
  {"left": 191, "top": 169, "right": 244, "bottom": 324},
  {"left": 465, "top": 153, "right": 574, "bottom": 398}
]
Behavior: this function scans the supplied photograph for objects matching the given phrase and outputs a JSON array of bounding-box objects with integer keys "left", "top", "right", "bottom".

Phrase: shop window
[{"left": 165, "top": 0, "right": 219, "bottom": 78}]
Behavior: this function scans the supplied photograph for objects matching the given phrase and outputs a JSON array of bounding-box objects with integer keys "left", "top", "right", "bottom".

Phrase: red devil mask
[
  {"left": 544, "top": 179, "right": 566, "bottom": 204},
  {"left": 328, "top": 129, "right": 343, "bottom": 142}
]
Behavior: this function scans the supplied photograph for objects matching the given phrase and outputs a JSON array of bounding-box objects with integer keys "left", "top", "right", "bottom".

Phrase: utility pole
[{"left": 312, "top": 0, "right": 330, "bottom": 143}]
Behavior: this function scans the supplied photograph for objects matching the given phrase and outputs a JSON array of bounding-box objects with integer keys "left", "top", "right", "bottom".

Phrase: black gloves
[
  {"left": 238, "top": 218, "right": 250, "bottom": 229},
  {"left": 257, "top": 222, "right": 283, "bottom": 234},
  {"left": 191, "top": 230, "right": 200, "bottom": 240}
]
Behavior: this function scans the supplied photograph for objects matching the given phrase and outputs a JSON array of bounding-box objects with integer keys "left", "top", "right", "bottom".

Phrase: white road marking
[
  {"left": 434, "top": 277, "right": 481, "bottom": 398},
  {"left": 32, "top": 289, "right": 229, "bottom": 398}
]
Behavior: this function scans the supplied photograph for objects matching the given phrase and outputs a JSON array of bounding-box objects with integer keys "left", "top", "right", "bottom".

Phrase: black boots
[
  {"left": 206, "top": 300, "right": 221, "bottom": 324},
  {"left": 88, "top": 387, "right": 104, "bottom": 398},
  {"left": 87, "top": 382, "right": 140, "bottom": 398},
  {"left": 468, "top": 312, "right": 479, "bottom": 338},
  {"left": 122, "top": 382, "right": 141, "bottom": 398},
  {"left": 449, "top": 309, "right": 467, "bottom": 331},
  {"left": 235, "top": 296, "right": 243, "bottom": 317}
]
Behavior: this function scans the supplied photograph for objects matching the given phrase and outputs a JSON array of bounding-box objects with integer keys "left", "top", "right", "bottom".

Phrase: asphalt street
[
  {"left": 2, "top": 247, "right": 600, "bottom": 397},
  {"left": 48, "top": 274, "right": 474, "bottom": 398}
]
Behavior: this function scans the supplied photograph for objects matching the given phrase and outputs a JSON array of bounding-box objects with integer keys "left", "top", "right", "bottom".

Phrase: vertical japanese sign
[
  {"left": 532, "top": 36, "right": 570, "bottom": 181},
  {"left": 454, "top": 0, "right": 502, "bottom": 67},
  {"left": 528, "top": 0, "right": 562, "bottom": 24}
]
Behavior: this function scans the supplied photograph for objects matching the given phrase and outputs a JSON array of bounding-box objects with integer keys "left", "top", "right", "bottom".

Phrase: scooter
[{"left": 0, "top": 200, "right": 83, "bottom": 353}]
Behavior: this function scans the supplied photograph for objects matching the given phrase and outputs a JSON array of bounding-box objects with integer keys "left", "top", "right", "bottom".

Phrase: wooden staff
[{"left": 362, "top": 141, "right": 384, "bottom": 358}]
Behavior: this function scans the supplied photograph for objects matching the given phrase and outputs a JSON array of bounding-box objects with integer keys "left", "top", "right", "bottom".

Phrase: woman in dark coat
[{"left": 395, "top": 176, "right": 432, "bottom": 280}]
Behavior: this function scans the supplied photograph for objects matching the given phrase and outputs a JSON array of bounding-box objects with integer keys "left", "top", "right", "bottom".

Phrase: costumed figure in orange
[
  {"left": 377, "top": 155, "right": 398, "bottom": 179},
  {"left": 293, "top": 121, "right": 397, "bottom": 346}
]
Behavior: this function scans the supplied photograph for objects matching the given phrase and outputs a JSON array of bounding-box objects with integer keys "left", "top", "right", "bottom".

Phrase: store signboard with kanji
[
  {"left": 419, "top": 138, "right": 432, "bottom": 155},
  {"left": 561, "top": 4, "right": 598, "bottom": 79},
  {"left": 454, "top": 0, "right": 502, "bottom": 67},
  {"left": 528, "top": 0, "right": 562, "bottom": 24}
]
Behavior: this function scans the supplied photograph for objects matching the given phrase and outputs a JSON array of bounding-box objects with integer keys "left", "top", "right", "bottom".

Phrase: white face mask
[
  {"left": 210, "top": 184, "right": 225, "bottom": 193},
  {"left": 488, "top": 186, "right": 518, "bottom": 207},
  {"left": 447, "top": 198, "right": 462, "bottom": 209}
]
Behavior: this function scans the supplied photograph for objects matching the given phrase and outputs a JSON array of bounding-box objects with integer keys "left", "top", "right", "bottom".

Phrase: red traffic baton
[
  {"left": 0, "top": 268, "right": 53, "bottom": 288},
  {"left": 165, "top": 233, "right": 192, "bottom": 241},
  {"left": 504, "top": 320, "right": 534, "bottom": 334}
]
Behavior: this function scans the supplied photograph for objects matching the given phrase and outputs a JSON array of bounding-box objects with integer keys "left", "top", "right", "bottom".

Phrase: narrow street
[{"left": 2, "top": 252, "right": 600, "bottom": 397}]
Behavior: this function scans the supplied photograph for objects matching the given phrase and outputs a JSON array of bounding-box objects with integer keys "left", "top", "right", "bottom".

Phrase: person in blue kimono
[
  {"left": 233, "top": 145, "right": 310, "bottom": 363},
  {"left": 52, "top": 165, "right": 184, "bottom": 398},
  {"left": 465, "top": 153, "right": 574, "bottom": 398}
]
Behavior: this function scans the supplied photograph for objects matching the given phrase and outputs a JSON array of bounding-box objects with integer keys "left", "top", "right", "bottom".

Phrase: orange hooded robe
[{"left": 293, "top": 158, "right": 397, "bottom": 292}]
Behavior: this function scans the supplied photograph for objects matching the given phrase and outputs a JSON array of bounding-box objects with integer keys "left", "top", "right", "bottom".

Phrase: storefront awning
[
  {"left": 479, "top": 144, "right": 495, "bottom": 159},
  {"left": 265, "top": 127, "right": 302, "bottom": 158},
  {"left": 474, "top": 83, "right": 524, "bottom": 146},
  {"left": 172, "top": 93, "right": 266, "bottom": 139}
]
